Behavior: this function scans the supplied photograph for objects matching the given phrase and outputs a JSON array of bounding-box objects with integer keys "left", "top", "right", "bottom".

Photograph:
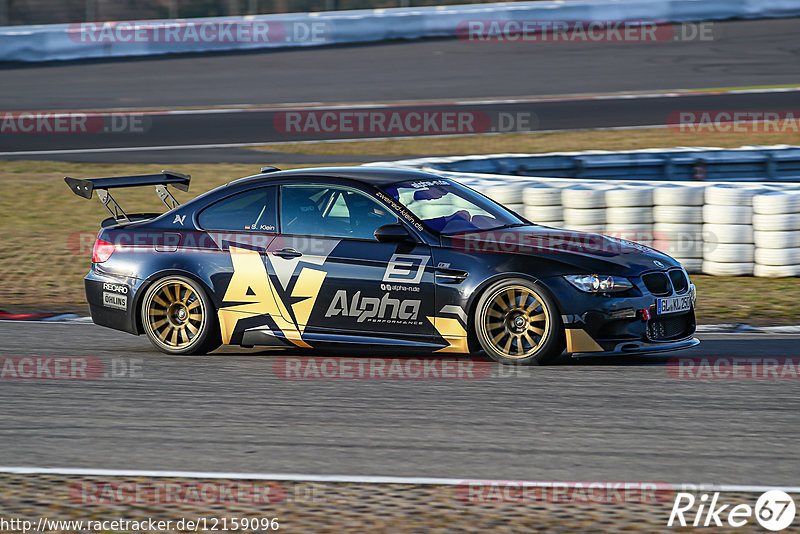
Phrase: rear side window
[{"left": 198, "top": 187, "right": 277, "bottom": 232}]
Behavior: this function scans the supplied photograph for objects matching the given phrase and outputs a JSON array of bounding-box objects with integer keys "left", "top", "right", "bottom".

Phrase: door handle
[{"left": 271, "top": 248, "right": 302, "bottom": 259}]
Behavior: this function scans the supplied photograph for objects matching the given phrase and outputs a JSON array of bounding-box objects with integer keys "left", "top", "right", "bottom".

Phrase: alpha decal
[
  {"left": 325, "top": 290, "right": 421, "bottom": 324},
  {"left": 172, "top": 214, "right": 186, "bottom": 225},
  {"left": 217, "top": 246, "right": 328, "bottom": 347}
]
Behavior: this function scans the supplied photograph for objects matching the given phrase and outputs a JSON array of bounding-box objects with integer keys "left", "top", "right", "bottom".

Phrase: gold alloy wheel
[
  {"left": 480, "top": 285, "right": 551, "bottom": 359},
  {"left": 144, "top": 279, "right": 206, "bottom": 350}
]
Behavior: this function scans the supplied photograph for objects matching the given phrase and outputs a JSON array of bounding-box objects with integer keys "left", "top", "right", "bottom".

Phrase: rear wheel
[
  {"left": 474, "top": 278, "right": 565, "bottom": 365},
  {"left": 141, "top": 276, "right": 220, "bottom": 355}
]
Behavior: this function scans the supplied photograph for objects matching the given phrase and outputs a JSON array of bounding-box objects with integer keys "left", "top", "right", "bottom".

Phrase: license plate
[
  {"left": 103, "top": 291, "right": 127, "bottom": 310},
  {"left": 656, "top": 295, "right": 692, "bottom": 315}
]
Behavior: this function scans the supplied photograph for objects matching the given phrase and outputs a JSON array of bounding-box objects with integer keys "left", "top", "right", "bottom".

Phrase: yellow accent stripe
[
  {"left": 427, "top": 316, "right": 470, "bottom": 354},
  {"left": 565, "top": 328, "right": 604, "bottom": 353}
]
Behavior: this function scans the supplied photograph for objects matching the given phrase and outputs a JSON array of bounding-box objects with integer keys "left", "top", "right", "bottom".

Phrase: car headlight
[{"left": 564, "top": 274, "right": 633, "bottom": 293}]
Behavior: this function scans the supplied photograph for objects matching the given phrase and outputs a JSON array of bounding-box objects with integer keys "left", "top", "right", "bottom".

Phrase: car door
[
  {"left": 271, "top": 183, "right": 436, "bottom": 343},
  {"left": 195, "top": 185, "right": 285, "bottom": 345}
]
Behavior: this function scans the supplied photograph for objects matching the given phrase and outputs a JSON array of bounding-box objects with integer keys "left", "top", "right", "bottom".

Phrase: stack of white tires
[
  {"left": 522, "top": 183, "right": 565, "bottom": 227},
  {"left": 652, "top": 185, "right": 704, "bottom": 273},
  {"left": 483, "top": 181, "right": 528, "bottom": 216},
  {"left": 753, "top": 191, "right": 800, "bottom": 277},
  {"left": 603, "top": 185, "right": 654, "bottom": 246},
  {"left": 701, "top": 185, "right": 760, "bottom": 276},
  {"left": 561, "top": 185, "right": 607, "bottom": 234}
]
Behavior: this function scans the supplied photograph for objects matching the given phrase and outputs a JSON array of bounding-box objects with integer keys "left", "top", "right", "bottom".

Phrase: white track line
[{"left": 0, "top": 466, "right": 797, "bottom": 492}]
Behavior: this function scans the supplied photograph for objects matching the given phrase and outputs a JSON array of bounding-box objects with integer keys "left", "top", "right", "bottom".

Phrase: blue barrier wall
[
  {"left": 387, "top": 147, "right": 800, "bottom": 182},
  {"left": 2, "top": 0, "right": 800, "bottom": 62}
]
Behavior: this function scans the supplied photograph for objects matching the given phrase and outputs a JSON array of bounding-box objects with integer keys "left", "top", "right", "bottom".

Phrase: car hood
[{"left": 447, "top": 225, "right": 679, "bottom": 275}]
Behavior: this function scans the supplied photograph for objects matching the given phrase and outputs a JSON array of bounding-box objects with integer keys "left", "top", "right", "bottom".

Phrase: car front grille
[
  {"left": 641, "top": 272, "right": 671, "bottom": 296},
  {"left": 648, "top": 313, "right": 692, "bottom": 341},
  {"left": 668, "top": 269, "right": 688, "bottom": 293}
]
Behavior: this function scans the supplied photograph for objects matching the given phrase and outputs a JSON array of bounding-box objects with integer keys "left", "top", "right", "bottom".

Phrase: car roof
[{"left": 228, "top": 166, "right": 445, "bottom": 187}]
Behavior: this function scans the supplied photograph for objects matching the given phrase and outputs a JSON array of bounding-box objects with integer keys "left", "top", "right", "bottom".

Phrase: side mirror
[{"left": 374, "top": 223, "right": 412, "bottom": 243}]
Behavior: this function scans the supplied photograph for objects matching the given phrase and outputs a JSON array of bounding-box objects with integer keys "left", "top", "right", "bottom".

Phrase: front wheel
[
  {"left": 474, "top": 278, "right": 565, "bottom": 365},
  {"left": 141, "top": 275, "right": 221, "bottom": 355}
]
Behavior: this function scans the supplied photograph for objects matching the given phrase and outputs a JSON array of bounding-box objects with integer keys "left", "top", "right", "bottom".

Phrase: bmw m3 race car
[{"left": 66, "top": 166, "right": 698, "bottom": 365}]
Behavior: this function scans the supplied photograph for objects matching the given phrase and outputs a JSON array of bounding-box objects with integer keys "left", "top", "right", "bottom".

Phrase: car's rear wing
[{"left": 64, "top": 171, "right": 190, "bottom": 224}]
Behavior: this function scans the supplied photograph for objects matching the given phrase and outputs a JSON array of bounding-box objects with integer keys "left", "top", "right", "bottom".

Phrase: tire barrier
[
  {"left": 371, "top": 149, "right": 800, "bottom": 277},
  {"left": 561, "top": 184, "right": 607, "bottom": 232},
  {"left": 652, "top": 185, "right": 705, "bottom": 273},
  {"left": 753, "top": 191, "right": 800, "bottom": 276}
]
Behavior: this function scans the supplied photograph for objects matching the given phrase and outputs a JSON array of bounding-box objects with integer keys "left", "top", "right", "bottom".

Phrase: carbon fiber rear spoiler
[{"left": 64, "top": 171, "right": 190, "bottom": 224}]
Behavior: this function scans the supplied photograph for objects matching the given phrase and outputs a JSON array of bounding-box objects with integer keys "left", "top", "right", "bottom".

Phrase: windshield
[{"left": 381, "top": 178, "right": 526, "bottom": 235}]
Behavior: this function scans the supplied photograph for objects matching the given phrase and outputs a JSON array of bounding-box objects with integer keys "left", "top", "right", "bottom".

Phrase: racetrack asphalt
[
  {"left": 1, "top": 321, "right": 798, "bottom": 486},
  {"left": 1, "top": 18, "right": 798, "bottom": 163},
  {"left": 1, "top": 18, "right": 798, "bottom": 111}
]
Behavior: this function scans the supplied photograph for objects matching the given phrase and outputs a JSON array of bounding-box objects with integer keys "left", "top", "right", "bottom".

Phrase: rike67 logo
[{"left": 669, "top": 490, "right": 796, "bottom": 531}]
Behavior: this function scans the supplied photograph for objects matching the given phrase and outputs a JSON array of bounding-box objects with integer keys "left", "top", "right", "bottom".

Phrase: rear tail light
[{"left": 92, "top": 238, "right": 115, "bottom": 263}]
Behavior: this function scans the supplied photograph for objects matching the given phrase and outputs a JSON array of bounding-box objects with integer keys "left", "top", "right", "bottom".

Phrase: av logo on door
[{"left": 383, "top": 254, "right": 429, "bottom": 284}]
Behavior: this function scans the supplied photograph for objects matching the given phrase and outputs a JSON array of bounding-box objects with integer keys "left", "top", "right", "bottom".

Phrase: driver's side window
[{"left": 280, "top": 185, "right": 398, "bottom": 240}]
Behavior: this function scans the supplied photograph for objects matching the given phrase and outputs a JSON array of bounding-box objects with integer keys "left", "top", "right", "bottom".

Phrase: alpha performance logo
[
  {"left": 325, "top": 290, "right": 421, "bottom": 325},
  {"left": 383, "top": 254, "right": 429, "bottom": 284}
]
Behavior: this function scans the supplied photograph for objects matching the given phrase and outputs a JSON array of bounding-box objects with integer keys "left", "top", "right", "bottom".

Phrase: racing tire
[
  {"left": 653, "top": 205, "right": 703, "bottom": 224},
  {"left": 703, "top": 243, "right": 755, "bottom": 263},
  {"left": 605, "top": 207, "right": 654, "bottom": 224},
  {"left": 754, "top": 230, "right": 800, "bottom": 249},
  {"left": 474, "top": 279, "right": 565, "bottom": 366},
  {"left": 562, "top": 186, "right": 607, "bottom": 209},
  {"left": 141, "top": 275, "right": 221, "bottom": 355},
  {"left": 653, "top": 185, "right": 704, "bottom": 206},
  {"left": 753, "top": 192, "right": 800, "bottom": 214},
  {"left": 702, "top": 205, "right": 753, "bottom": 225},
  {"left": 754, "top": 264, "right": 800, "bottom": 278},
  {"left": 563, "top": 207, "right": 606, "bottom": 225},
  {"left": 703, "top": 224, "right": 754, "bottom": 244},
  {"left": 605, "top": 186, "right": 653, "bottom": 207},
  {"left": 701, "top": 261, "right": 755, "bottom": 276},
  {"left": 754, "top": 247, "right": 800, "bottom": 266},
  {"left": 705, "top": 185, "right": 769, "bottom": 206},
  {"left": 524, "top": 205, "right": 563, "bottom": 222},
  {"left": 523, "top": 185, "right": 563, "bottom": 206},
  {"left": 753, "top": 214, "right": 800, "bottom": 231}
]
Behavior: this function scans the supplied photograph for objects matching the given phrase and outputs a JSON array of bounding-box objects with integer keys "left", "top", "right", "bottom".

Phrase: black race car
[{"left": 65, "top": 166, "right": 698, "bottom": 365}]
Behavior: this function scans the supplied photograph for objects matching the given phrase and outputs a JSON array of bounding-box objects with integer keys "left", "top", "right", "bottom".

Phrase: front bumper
[
  {"left": 543, "top": 276, "right": 698, "bottom": 356},
  {"left": 569, "top": 337, "right": 700, "bottom": 358}
]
